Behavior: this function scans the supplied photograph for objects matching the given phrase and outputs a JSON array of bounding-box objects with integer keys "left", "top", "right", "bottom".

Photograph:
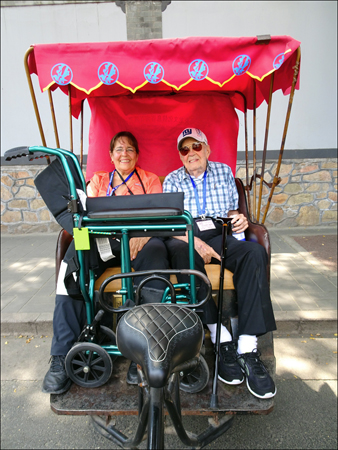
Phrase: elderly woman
[
  {"left": 42, "top": 131, "right": 170, "bottom": 395},
  {"left": 87, "top": 131, "right": 164, "bottom": 264}
]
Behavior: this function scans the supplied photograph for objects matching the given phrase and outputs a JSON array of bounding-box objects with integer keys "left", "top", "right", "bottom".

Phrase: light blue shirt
[{"left": 163, "top": 161, "right": 238, "bottom": 218}]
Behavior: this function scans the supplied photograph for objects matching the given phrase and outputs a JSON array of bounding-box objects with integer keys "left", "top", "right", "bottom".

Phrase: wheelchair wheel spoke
[{"left": 92, "top": 364, "right": 106, "bottom": 372}]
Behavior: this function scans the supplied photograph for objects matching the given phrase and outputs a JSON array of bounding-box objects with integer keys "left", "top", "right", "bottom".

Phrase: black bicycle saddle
[{"left": 116, "top": 304, "right": 203, "bottom": 388}]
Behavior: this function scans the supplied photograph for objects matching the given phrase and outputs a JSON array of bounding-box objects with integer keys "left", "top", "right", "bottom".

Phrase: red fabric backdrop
[{"left": 86, "top": 93, "right": 239, "bottom": 180}]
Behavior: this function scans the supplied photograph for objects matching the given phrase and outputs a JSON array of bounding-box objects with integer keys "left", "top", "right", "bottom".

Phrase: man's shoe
[
  {"left": 218, "top": 341, "right": 244, "bottom": 385},
  {"left": 42, "top": 355, "right": 72, "bottom": 394},
  {"left": 237, "top": 349, "right": 277, "bottom": 399},
  {"left": 126, "top": 361, "right": 138, "bottom": 385}
]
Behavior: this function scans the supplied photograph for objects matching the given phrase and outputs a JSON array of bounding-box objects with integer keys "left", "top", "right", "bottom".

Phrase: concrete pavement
[
  {"left": 1, "top": 226, "right": 337, "bottom": 449},
  {"left": 1, "top": 226, "right": 337, "bottom": 335},
  {"left": 1, "top": 332, "right": 337, "bottom": 449}
]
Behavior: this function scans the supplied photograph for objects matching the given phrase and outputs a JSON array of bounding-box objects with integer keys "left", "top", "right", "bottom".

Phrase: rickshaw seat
[
  {"left": 56, "top": 178, "right": 270, "bottom": 296},
  {"left": 116, "top": 303, "right": 203, "bottom": 388}
]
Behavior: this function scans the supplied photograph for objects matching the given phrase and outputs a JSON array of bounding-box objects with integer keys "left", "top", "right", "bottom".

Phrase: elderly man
[{"left": 162, "top": 128, "right": 277, "bottom": 399}]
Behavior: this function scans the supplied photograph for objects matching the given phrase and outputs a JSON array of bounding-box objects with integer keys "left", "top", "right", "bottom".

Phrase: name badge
[{"left": 196, "top": 219, "right": 216, "bottom": 231}]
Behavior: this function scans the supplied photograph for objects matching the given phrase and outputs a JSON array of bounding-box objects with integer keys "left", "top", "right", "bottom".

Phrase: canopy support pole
[
  {"left": 257, "top": 72, "right": 274, "bottom": 221},
  {"left": 252, "top": 80, "right": 257, "bottom": 222},
  {"left": 262, "top": 47, "right": 301, "bottom": 224},
  {"left": 80, "top": 100, "right": 84, "bottom": 170},
  {"left": 242, "top": 96, "right": 252, "bottom": 219},
  {"left": 24, "top": 47, "right": 50, "bottom": 163},
  {"left": 68, "top": 84, "right": 73, "bottom": 152},
  {"left": 48, "top": 88, "right": 60, "bottom": 149}
]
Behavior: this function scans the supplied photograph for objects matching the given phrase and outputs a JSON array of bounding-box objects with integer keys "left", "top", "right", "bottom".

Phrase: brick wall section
[
  {"left": 1, "top": 158, "right": 337, "bottom": 234},
  {"left": 126, "top": 1, "right": 163, "bottom": 40}
]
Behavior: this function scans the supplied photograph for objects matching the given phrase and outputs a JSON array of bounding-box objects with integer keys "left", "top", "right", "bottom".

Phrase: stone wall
[
  {"left": 237, "top": 158, "right": 337, "bottom": 227},
  {"left": 1, "top": 158, "right": 337, "bottom": 234}
]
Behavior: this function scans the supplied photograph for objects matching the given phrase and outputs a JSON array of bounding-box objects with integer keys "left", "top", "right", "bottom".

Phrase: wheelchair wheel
[
  {"left": 179, "top": 355, "right": 209, "bottom": 393},
  {"left": 94, "top": 326, "right": 118, "bottom": 362},
  {"left": 65, "top": 342, "right": 113, "bottom": 388}
]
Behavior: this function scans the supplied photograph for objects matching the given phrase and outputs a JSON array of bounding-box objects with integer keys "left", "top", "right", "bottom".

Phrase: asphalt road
[{"left": 1, "top": 331, "right": 337, "bottom": 450}]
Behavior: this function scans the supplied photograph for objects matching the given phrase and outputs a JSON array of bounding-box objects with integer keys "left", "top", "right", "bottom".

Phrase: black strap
[{"left": 134, "top": 168, "right": 147, "bottom": 194}]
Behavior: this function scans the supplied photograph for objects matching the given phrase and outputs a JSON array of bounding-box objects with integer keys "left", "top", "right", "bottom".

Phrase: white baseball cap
[{"left": 177, "top": 128, "right": 208, "bottom": 150}]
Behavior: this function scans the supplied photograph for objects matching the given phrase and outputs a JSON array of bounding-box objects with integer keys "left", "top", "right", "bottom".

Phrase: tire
[
  {"left": 65, "top": 342, "right": 113, "bottom": 388},
  {"left": 179, "top": 355, "right": 210, "bottom": 393}
]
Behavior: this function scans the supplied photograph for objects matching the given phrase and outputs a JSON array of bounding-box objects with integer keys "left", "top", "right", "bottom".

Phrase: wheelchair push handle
[
  {"left": 4, "top": 146, "right": 51, "bottom": 161},
  {"left": 98, "top": 269, "right": 212, "bottom": 314}
]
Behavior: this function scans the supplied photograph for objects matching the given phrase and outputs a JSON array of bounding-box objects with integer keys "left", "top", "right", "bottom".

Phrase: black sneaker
[
  {"left": 237, "top": 349, "right": 277, "bottom": 399},
  {"left": 126, "top": 361, "right": 138, "bottom": 385},
  {"left": 218, "top": 341, "right": 244, "bottom": 385},
  {"left": 42, "top": 355, "right": 72, "bottom": 394}
]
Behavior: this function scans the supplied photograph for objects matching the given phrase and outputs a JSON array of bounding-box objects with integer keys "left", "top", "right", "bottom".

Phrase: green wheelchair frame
[{"left": 8, "top": 145, "right": 204, "bottom": 363}]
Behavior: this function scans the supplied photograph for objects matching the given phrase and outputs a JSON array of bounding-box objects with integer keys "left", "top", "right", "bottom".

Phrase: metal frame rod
[
  {"left": 243, "top": 98, "right": 252, "bottom": 219},
  {"left": 257, "top": 72, "right": 274, "bottom": 221},
  {"left": 262, "top": 47, "right": 301, "bottom": 224},
  {"left": 252, "top": 80, "right": 257, "bottom": 222},
  {"left": 48, "top": 88, "right": 60, "bottom": 148},
  {"left": 24, "top": 47, "right": 47, "bottom": 147},
  {"left": 68, "top": 84, "right": 73, "bottom": 152},
  {"left": 80, "top": 100, "right": 84, "bottom": 169}
]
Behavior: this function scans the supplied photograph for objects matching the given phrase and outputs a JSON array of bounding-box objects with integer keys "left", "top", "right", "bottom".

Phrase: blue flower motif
[
  {"left": 273, "top": 53, "right": 285, "bottom": 70},
  {"left": 189, "top": 59, "right": 209, "bottom": 81},
  {"left": 51, "top": 63, "right": 73, "bottom": 85},
  {"left": 144, "top": 62, "right": 164, "bottom": 84},
  {"left": 232, "top": 55, "right": 251, "bottom": 76},
  {"left": 98, "top": 62, "right": 119, "bottom": 85}
]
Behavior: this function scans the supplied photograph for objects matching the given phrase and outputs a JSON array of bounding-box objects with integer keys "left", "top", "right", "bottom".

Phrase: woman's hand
[
  {"left": 194, "top": 237, "right": 221, "bottom": 264},
  {"left": 230, "top": 213, "right": 249, "bottom": 234},
  {"left": 129, "top": 237, "right": 151, "bottom": 260}
]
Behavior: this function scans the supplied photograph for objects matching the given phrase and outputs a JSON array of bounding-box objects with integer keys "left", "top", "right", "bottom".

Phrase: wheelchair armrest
[{"left": 87, "top": 207, "right": 182, "bottom": 219}]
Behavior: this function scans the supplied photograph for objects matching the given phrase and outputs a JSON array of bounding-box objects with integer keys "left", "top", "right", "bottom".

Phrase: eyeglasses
[
  {"left": 113, "top": 147, "right": 136, "bottom": 155},
  {"left": 178, "top": 142, "right": 203, "bottom": 156}
]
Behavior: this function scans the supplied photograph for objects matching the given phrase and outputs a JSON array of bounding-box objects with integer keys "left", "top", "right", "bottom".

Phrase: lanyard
[
  {"left": 190, "top": 170, "right": 207, "bottom": 218},
  {"left": 106, "top": 169, "right": 135, "bottom": 196}
]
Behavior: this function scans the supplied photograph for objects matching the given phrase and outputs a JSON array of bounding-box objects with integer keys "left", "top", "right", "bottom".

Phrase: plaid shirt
[{"left": 163, "top": 161, "right": 239, "bottom": 218}]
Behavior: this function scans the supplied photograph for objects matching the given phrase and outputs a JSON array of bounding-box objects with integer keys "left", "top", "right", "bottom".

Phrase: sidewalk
[{"left": 1, "top": 226, "right": 337, "bottom": 335}]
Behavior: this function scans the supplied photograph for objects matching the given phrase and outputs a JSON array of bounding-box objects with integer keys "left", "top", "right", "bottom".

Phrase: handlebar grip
[
  {"left": 4, "top": 146, "right": 50, "bottom": 161},
  {"left": 4, "top": 147, "right": 31, "bottom": 160}
]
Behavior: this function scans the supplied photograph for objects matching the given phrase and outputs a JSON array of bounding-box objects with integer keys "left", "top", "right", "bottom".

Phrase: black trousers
[
  {"left": 51, "top": 237, "right": 170, "bottom": 355},
  {"left": 164, "top": 220, "right": 276, "bottom": 336}
]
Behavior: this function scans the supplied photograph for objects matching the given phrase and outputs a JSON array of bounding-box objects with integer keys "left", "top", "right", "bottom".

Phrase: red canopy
[
  {"left": 27, "top": 36, "right": 301, "bottom": 179},
  {"left": 28, "top": 36, "right": 300, "bottom": 115}
]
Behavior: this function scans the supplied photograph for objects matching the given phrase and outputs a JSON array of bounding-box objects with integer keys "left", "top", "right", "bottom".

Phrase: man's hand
[
  {"left": 230, "top": 212, "right": 249, "bottom": 234},
  {"left": 194, "top": 236, "right": 221, "bottom": 264},
  {"left": 129, "top": 237, "right": 151, "bottom": 260}
]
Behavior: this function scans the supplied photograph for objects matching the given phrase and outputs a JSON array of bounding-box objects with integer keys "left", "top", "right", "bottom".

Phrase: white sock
[
  {"left": 207, "top": 323, "right": 232, "bottom": 344},
  {"left": 237, "top": 334, "right": 257, "bottom": 355}
]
